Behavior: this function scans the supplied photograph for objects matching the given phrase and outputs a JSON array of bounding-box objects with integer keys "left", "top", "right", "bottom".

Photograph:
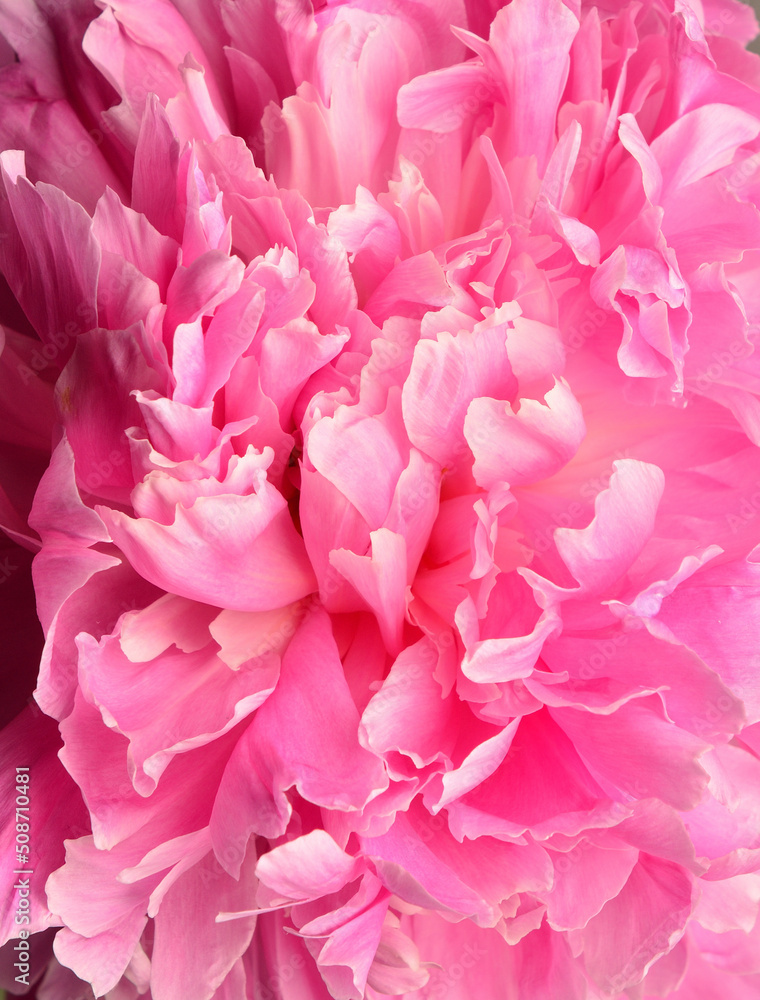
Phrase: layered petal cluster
[{"left": 2, "top": 0, "right": 760, "bottom": 998}]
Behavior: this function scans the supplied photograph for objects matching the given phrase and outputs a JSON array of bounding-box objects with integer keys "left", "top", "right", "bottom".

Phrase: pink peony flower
[{"left": 2, "top": 0, "right": 760, "bottom": 997}]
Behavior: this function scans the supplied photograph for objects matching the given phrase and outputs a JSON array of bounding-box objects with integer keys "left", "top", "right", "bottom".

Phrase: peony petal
[
  {"left": 0, "top": 151, "right": 100, "bottom": 353},
  {"left": 76, "top": 627, "right": 278, "bottom": 795},
  {"left": 543, "top": 842, "right": 639, "bottom": 931},
  {"left": 256, "top": 831, "right": 362, "bottom": 904},
  {"left": 580, "top": 854, "right": 694, "bottom": 994},
  {"left": 150, "top": 850, "right": 257, "bottom": 1000},
  {"left": 99, "top": 484, "right": 317, "bottom": 613},
  {"left": 465, "top": 378, "right": 585, "bottom": 490},
  {"left": 551, "top": 695, "right": 710, "bottom": 811},
  {"left": 554, "top": 459, "right": 665, "bottom": 595},
  {"left": 330, "top": 528, "right": 408, "bottom": 654}
]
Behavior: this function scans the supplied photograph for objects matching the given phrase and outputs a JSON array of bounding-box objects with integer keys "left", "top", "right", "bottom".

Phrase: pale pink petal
[
  {"left": 150, "top": 850, "right": 257, "bottom": 1000},
  {"left": 360, "top": 637, "right": 456, "bottom": 770},
  {"left": 543, "top": 842, "right": 639, "bottom": 931},
  {"left": 92, "top": 188, "right": 179, "bottom": 296},
  {"left": 311, "top": 899, "right": 388, "bottom": 1000},
  {"left": 328, "top": 186, "right": 403, "bottom": 304},
  {"left": 465, "top": 378, "right": 585, "bottom": 490},
  {"left": 458, "top": 0, "right": 579, "bottom": 173},
  {"left": 308, "top": 401, "right": 407, "bottom": 528},
  {"left": 366, "top": 920, "right": 430, "bottom": 996},
  {"left": 365, "top": 252, "right": 453, "bottom": 326},
  {"left": 653, "top": 104, "right": 760, "bottom": 199},
  {"left": 658, "top": 556, "right": 760, "bottom": 723},
  {"left": 33, "top": 552, "right": 159, "bottom": 721},
  {"left": 694, "top": 874, "right": 760, "bottom": 935},
  {"left": 76, "top": 627, "right": 278, "bottom": 795},
  {"left": 256, "top": 831, "right": 362, "bottom": 904},
  {"left": 444, "top": 709, "right": 622, "bottom": 842},
  {"left": 299, "top": 466, "right": 372, "bottom": 612},
  {"left": 330, "top": 528, "right": 408, "bottom": 653},
  {"left": 212, "top": 608, "right": 387, "bottom": 851},
  {"left": 435, "top": 719, "right": 519, "bottom": 810},
  {"left": 402, "top": 324, "right": 516, "bottom": 467},
  {"left": 397, "top": 60, "right": 494, "bottom": 133},
  {"left": 99, "top": 484, "right": 316, "bottom": 613},
  {"left": 580, "top": 854, "right": 694, "bottom": 994},
  {"left": 58, "top": 691, "right": 238, "bottom": 851},
  {"left": 0, "top": 151, "right": 100, "bottom": 354},
  {"left": 553, "top": 459, "right": 665, "bottom": 595},
  {"left": 53, "top": 917, "right": 147, "bottom": 998},
  {"left": 552, "top": 695, "right": 710, "bottom": 810},
  {"left": 259, "top": 321, "right": 349, "bottom": 424},
  {"left": 132, "top": 96, "right": 186, "bottom": 242}
]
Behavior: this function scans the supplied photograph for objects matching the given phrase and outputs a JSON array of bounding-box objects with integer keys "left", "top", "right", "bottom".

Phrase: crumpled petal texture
[{"left": 2, "top": 0, "right": 760, "bottom": 998}]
